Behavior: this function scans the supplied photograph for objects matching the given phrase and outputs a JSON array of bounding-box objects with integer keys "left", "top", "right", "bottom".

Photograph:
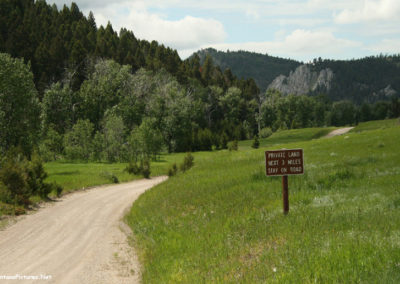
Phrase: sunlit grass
[
  {"left": 44, "top": 153, "right": 187, "bottom": 194},
  {"left": 239, "top": 127, "right": 336, "bottom": 150},
  {"left": 126, "top": 120, "right": 400, "bottom": 283},
  {"left": 351, "top": 118, "right": 399, "bottom": 133}
]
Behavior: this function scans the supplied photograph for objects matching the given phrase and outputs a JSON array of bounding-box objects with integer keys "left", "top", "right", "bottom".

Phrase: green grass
[
  {"left": 351, "top": 118, "right": 399, "bottom": 133},
  {"left": 126, "top": 121, "right": 400, "bottom": 283},
  {"left": 239, "top": 127, "right": 337, "bottom": 150},
  {"left": 44, "top": 153, "right": 187, "bottom": 194}
]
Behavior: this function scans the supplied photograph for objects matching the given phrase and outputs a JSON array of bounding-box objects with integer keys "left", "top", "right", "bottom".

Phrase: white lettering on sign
[
  {"left": 287, "top": 159, "right": 301, "bottom": 165},
  {"left": 288, "top": 151, "right": 300, "bottom": 158},
  {"left": 268, "top": 152, "right": 286, "bottom": 159},
  {"left": 268, "top": 168, "right": 279, "bottom": 174},
  {"left": 268, "top": 160, "right": 279, "bottom": 166},
  {"left": 265, "top": 149, "right": 304, "bottom": 176},
  {"left": 290, "top": 167, "right": 303, "bottom": 172}
]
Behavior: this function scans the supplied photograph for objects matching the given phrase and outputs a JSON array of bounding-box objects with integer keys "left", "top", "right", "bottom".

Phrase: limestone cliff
[{"left": 267, "top": 65, "right": 334, "bottom": 95}]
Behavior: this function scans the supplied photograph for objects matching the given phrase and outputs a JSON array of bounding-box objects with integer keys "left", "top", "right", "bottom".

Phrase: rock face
[{"left": 268, "top": 64, "right": 334, "bottom": 95}]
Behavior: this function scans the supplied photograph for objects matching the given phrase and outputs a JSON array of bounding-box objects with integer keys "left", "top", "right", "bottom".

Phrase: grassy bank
[
  {"left": 351, "top": 118, "right": 399, "bottom": 133},
  {"left": 0, "top": 153, "right": 187, "bottom": 219},
  {"left": 126, "top": 120, "right": 400, "bottom": 283},
  {"left": 44, "top": 153, "right": 187, "bottom": 194},
  {"left": 239, "top": 127, "right": 336, "bottom": 149}
]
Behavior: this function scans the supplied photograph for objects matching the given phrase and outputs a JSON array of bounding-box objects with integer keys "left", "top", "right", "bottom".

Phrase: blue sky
[{"left": 51, "top": 0, "right": 400, "bottom": 62}]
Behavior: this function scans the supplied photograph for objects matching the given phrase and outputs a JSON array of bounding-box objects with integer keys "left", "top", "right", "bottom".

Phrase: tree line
[
  {"left": 2, "top": 52, "right": 400, "bottom": 162},
  {"left": 0, "top": 0, "right": 258, "bottom": 95}
]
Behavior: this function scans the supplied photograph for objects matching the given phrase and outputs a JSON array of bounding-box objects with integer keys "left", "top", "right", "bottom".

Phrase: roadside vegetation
[{"left": 126, "top": 119, "right": 400, "bottom": 283}]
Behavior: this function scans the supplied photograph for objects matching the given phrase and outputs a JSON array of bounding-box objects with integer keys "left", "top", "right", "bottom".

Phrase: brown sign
[{"left": 265, "top": 149, "right": 304, "bottom": 176}]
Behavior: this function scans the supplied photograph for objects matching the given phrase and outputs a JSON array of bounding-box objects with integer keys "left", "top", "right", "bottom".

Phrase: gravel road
[
  {"left": 0, "top": 176, "right": 167, "bottom": 284},
  {"left": 324, "top": 127, "right": 354, "bottom": 138}
]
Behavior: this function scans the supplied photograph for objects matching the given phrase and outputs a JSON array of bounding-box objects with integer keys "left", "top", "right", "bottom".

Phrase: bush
[
  {"left": 0, "top": 149, "right": 62, "bottom": 214},
  {"left": 228, "top": 140, "right": 238, "bottom": 151},
  {"left": 0, "top": 153, "right": 31, "bottom": 206},
  {"left": 168, "top": 163, "right": 178, "bottom": 177},
  {"left": 52, "top": 183, "right": 63, "bottom": 198},
  {"left": 251, "top": 135, "right": 260, "bottom": 149},
  {"left": 100, "top": 171, "right": 119, "bottom": 183},
  {"left": 125, "top": 162, "right": 142, "bottom": 175},
  {"left": 197, "top": 129, "right": 213, "bottom": 151},
  {"left": 14, "top": 206, "right": 26, "bottom": 216},
  {"left": 26, "top": 152, "right": 49, "bottom": 198},
  {"left": 141, "top": 159, "right": 151, "bottom": 179},
  {"left": 0, "top": 202, "right": 15, "bottom": 215},
  {"left": 180, "top": 153, "right": 194, "bottom": 172},
  {"left": 260, "top": 127, "right": 273, "bottom": 138},
  {"left": 220, "top": 132, "right": 229, "bottom": 150}
]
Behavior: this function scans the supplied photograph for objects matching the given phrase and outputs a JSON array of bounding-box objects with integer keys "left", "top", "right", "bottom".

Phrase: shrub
[
  {"left": 100, "top": 171, "right": 119, "bottom": 183},
  {"left": 141, "top": 159, "right": 151, "bottom": 179},
  {"left": 52, "top": 183, "right": 63, "bottom": 198},
  {"left": 260, "top": 127, "right": 273, "bottom": 138},
  {"left": 180, "top": 153, "right": 194, "bottom": 172},
  {"left": 251, "top": 135, "right": 260, "bottom": 149},
  {"left": 0, "top": 149, "right": 61, "bottom": 214},
  {"left": 220, "top": 132, "right": 229, "bottom": 150},
  {"left": 125, "top": 162, "right": 142, "bottom": 175},
  {"left": 228, "top": 140, "right": 238, "bottom": 151},
  {"left": 0, "top": 202, "right": 15, "bottom": 215},
  {"left": 26, "top": 152, "right": 49, "bottom": 198},
  {"left": 0, "top": 154, "right": 31, "bottom": 206},
  {"left": 197, "top": 129, "right": 213, "bottom": 151},
  {"left": 14, "top": 206, "right": 26, "bottom": 216},
  {"left": 168, "top": 163, "right": 178, "bottom": 177}
]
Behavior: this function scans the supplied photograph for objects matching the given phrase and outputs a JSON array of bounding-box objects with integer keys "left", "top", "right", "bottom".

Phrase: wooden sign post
[{"left": 265, "top": 149, "right": 304, "bottom": 214}]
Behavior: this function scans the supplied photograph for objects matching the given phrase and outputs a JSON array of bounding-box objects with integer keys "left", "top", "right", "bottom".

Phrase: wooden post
[{"left": 282, "top": 175, "right": 289, "bottom": 214}]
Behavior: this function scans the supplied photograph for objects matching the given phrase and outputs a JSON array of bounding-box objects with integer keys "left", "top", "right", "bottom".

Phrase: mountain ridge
[{"left": 194, "top": 48, "right": 400, "bottom": 103}]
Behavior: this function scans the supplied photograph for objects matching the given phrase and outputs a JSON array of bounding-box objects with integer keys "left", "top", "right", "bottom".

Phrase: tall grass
[
  {"left": 44, "top": 153, "right": 187, "bottom": 194},
  {"left": 127, "top": 121, "right": 400, "bottom": 283}
]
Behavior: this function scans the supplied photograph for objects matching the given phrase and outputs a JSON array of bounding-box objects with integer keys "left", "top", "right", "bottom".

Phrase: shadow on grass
[{"left": 52, "top": 170, "right": 80, "bottom": 176}]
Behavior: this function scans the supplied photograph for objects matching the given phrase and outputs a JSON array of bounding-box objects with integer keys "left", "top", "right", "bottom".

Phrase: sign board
[{"left": 265, "top": 149, "right": 304, "bottom": 176}]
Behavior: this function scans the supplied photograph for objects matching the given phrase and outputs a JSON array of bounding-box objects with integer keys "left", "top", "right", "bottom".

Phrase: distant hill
[
  {"left": 194, "top": 48, "right": 400, "bottom": 104},
  {"left": 194, "top": 48, "right": 301, "bottom": 91},
  {"left": 269, "top": 56, "right": 400, "bottom": 103}
]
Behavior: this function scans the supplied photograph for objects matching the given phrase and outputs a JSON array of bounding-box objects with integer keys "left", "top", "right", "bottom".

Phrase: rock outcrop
[{"left": 267, "top": 65, "right": 334, "bottom": 95}]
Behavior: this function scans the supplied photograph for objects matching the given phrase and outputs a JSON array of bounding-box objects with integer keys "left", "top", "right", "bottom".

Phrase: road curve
[
  {"left": 324, "top": 127, "right": 354, "bottom": 138},
  {"left": 0, "top": 176, "right": 167, "bottom": 284}
]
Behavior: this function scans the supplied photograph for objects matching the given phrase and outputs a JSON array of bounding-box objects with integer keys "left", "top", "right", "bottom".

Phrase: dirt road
[
  {"left": 324, "top": 127, "right": 354, "bottom": 138},
  {"left": 0, "top": 176, "right": 167, "bottom": 283}
]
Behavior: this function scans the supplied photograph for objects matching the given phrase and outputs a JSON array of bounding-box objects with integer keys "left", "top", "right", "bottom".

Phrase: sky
[{"left": 51, "top": 0, "right": 400, "bottom": 62}]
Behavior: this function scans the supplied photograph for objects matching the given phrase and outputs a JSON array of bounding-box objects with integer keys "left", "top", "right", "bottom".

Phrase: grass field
[
  {"left": 43, "top": 153, "right": 188, "bottom": 195},
  {"left": 239, "top": 127, "right": 336, "bottom": 150},
  {"left": 351, "top": 118, "right": 399, "bottom": 133},
  {"left": 0, "top": 153, "right": 187, "bottom": 221},
  {"left": 126, "top": 120, "right": 400, "bottom": 283}
]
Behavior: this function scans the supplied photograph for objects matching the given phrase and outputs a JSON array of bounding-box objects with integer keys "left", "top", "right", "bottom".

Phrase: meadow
[
  {"left": 0, "top": 152, "right": 186, "bottom": 220},
  {"left": 126, "top": 119, "right": 400, "bottom": 283},
  {"left": 44, "top": 152, "right": 187, "bottom": 194}
]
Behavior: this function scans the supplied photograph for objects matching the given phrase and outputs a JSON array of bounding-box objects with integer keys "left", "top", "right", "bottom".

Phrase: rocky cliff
[{"left": 267, "top": 65, "right": 334, "bottom": 95}]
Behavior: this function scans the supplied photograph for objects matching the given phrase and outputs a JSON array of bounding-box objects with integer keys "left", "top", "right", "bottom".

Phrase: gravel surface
[
  {"left": 324, "top": 127, "right": 354, "bottom": 138},
  {"left": 0, "top": 176, "right": 167, "bottom": 284}
]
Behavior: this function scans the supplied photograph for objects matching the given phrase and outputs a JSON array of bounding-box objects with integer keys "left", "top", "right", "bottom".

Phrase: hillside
[
  {"left": 195, "top": 49, "right": 400, "bottom": 104},
  {"left": 127, "top": 119, "right": 400, "bottom": 282},
  {"left": 195, "top": 48, "right": 301, "bottom": 91},
  {"left": 271, "top": 57, "right": 400, "bottom": 104}
]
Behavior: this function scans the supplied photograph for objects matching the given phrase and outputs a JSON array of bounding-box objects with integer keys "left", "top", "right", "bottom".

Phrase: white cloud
[
  {"left": 335, "top": 0, "right": 400, "bottom": 24},
  {"left": 86, "top": 2, "right": 227, "bottom": 50},
  {"left": 180, "top": 29, "right": 361, "bottom": 61},
  {"left": 368, "top": 39, "right": 400, "bottom": 54},
  {"left": 50, "top": 0, "right": 399, "bottom": 61}
]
